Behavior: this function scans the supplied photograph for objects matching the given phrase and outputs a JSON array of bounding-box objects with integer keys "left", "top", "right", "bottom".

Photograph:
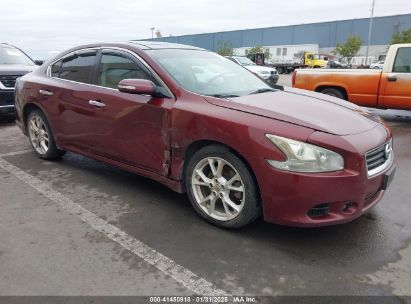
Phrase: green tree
[
  {"left": 333, "top": 35, "right": 363, "bottom": 63},
  {"left": 247, "top": 45, "right": 271, "bottom": 59},
  {"left": 391, "top": 28, "right": 411, "bottom": 44},
  {"left": 216, "top": 41, "right": 236, "bottom": 56},
  {"left": 247, "top": 45, "right": 264, "bottom": 55}
]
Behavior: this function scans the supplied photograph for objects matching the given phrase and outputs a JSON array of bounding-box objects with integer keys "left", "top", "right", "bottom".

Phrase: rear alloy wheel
[
  {"left": 27, "top": 110, "right": 65, "bottom": 160},
  {"left": 186, "top": 145, "right": 261, "bottom": 228}
]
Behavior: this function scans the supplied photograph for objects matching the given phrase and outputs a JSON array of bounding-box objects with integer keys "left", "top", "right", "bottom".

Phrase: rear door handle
[
  {"left": 89, "top": 100, "right": 106, "bottom": 108},
  {"left": 39, "top": 89, "right": 53, "bottom": 96}
]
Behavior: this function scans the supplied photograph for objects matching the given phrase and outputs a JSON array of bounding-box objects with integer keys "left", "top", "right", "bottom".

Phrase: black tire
[
  {"left": 185, "top": 145, "right": 261, "bottom": 229},
  {"left": 27, "top": 109, "right": 66, "bottom": 160},
  {"left": 320, "top": 87, "right": 345, "bottom": 99}
]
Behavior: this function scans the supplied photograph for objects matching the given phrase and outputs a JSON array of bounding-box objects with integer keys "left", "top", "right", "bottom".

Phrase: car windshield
[
  {"left": 148, "top": 49, "right": 271, "bottom": 97},
  {"left": 0, "top": 47, "right": 34, "bottom": 65},
  {"left": 234, "top": 57, "right": 256, "bottom": 66}
]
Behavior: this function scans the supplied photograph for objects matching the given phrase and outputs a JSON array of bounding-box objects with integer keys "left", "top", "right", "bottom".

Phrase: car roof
[
  {"left": 0, "top": 43, "right": 16, "bottom": 49},
  {"left": 39, "top": 41, "right": 209, "bottom": 70},
  {"left": 128, "top": 40, "right": 204, "bottom": 50},
  {"left": 61, "top": 41, "right": 207, "bottom": 56}
]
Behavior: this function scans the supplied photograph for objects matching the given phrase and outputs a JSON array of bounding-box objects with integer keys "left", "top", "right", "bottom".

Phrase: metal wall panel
[
  {"left": 148, "top": 14, "right": 411, "bottom": 50},
  {"left": 261, "top": 26, "right": 294, "bottom": 45},
  {"left": 214, "top": 31, "right": 243, "bottom": 48},
  {"left": 293, "top": 22, "right": 333, "bottom": 46}
]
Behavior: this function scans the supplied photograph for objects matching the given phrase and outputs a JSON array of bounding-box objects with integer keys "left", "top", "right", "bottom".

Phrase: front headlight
[{"left": 266, "top": 134, "right": 344, "bottom": 173}]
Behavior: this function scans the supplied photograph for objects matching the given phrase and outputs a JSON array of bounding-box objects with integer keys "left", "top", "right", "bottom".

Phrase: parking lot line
[
  {"left": 0, "top": 149, "right": 33, "bottom": 157},
  {"left": 0, "top": 156, "right": 229, "bottom": 297}
]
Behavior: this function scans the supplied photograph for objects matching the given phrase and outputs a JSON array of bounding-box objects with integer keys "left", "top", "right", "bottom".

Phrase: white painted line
[
  {"left": 0, "top": 149, "right": 33, "bottom": 157},
  {"left": 0, "top": 157, "right": 229, "bottom": 296}
]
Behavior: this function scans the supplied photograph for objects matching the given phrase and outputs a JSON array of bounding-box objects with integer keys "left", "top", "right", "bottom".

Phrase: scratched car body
[{"left": 15, "top": 41, "right": 395, "bottom": 228}]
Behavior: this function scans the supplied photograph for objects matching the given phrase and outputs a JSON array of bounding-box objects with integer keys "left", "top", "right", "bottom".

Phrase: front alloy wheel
[
  {"left": 191, "top": 157, "right": 245, "bottom": 221},
  {"left": 186, "top": 145, "right": 261, "bottom": 228}
]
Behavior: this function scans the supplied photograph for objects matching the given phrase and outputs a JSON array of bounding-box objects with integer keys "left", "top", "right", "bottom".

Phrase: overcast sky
[{"left": 1, "top": 0, "right": 410, "bottom": 59}]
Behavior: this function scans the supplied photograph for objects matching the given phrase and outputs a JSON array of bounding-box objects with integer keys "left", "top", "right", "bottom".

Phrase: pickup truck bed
[
  {"left": 292, "top": 44, "right": 411, "bottom": 110},
  {"left": 293, "top": 69, "right": 383, "bottom": 107}
]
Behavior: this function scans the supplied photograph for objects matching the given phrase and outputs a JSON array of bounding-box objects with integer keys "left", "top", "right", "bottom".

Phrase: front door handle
[
  {"left": 387, "top": 75, "right": 397, "bottom": 82},
  {"left": 89, "top": 100, "right": 106, "bottom": 108},
  {"left": 39, "top": 89, "right": 53, "bottom": 96}
]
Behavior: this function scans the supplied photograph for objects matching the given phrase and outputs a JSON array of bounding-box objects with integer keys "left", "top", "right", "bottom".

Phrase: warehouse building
[{"left": 148, "top": 14, "right": 411, "bottom": 64}]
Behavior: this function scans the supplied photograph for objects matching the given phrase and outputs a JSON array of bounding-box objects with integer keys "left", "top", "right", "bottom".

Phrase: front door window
[{"left": 97, "top": 52, "right": 154, "bottom": 89}]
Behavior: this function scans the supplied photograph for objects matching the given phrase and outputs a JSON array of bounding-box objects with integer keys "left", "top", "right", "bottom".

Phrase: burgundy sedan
[{"left": 15, "top": 41, "right": 395, "bottom": 228}]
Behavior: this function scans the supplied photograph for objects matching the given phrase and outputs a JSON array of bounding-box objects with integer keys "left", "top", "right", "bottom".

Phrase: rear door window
[
  {"left": 59, "top": 50, "right": 98, "bottom": 83},
  {"left": 393, "top": 47, "right": 411, "bottom": 73}
]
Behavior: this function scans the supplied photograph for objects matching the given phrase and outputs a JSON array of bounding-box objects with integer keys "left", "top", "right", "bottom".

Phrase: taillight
[{"left": 292, "top": 71, "right": 297, "bottom": 87}]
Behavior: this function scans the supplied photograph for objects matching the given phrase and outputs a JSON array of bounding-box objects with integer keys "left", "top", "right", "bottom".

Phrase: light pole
[
  {"left": 150, "top": 27, "right": 155, "bottom": 39},
  {"left": 365, "top": 0, "right": 376, "bottom": 65}
]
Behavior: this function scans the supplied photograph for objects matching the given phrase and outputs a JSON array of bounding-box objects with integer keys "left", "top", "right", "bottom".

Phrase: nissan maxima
[{"left": 15, "top": 41, "right": 395, "bottom": 228}]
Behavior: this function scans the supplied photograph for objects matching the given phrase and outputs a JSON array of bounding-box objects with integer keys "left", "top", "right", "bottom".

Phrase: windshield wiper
[
  {"left": 248, "top": 88, "right": 276, "bottom": 95},
  {"left": 208, "top": 94, "right": 240, "bottom": 98}
]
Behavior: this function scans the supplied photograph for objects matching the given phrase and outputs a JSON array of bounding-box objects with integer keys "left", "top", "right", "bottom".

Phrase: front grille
[
  {"left": 0, "top": 75, "right": 20, "bottom": 88},
  {"left": 366, "top": 140, "right": 393, "bottom": 176}
]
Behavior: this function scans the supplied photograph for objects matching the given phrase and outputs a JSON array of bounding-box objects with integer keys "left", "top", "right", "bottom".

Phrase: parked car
[
  {"left": 292, "top": 44, "right": 411, "bottom": 110},
  {"left": 15, "top": 41, "right": 395, "bottom": 228},
  {"left": 226, "top": 56, "right": 279, "bottom": 85},
  {"left": 370, "top": 61, "right": 385, "bottom": 69},
  {"left": 326, "top": 60, "right": 348, "bottom": 69},
  {"left": 0, "top": 43, "right": 38, "bottom": 120}
]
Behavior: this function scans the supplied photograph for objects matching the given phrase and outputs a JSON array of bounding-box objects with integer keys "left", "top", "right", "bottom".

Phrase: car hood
[
  {"left": 0, "top": 64, "right": 37, "bottom": 76},
  {"left": 245, "top": 65, "right": 276, "bottom": 73},
  {"left": 204, "top": 87, "right": 381, "bottom": 136}
]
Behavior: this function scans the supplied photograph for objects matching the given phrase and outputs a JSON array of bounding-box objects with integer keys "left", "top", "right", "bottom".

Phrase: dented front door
[
  {"left": 82, "top": 49, "right": 174, "bottom": 175},
  {"left": 85, "top": 85, "right": 173, "bottom": 175}
]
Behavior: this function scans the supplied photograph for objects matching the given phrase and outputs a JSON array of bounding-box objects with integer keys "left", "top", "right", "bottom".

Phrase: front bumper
[
  {"left": 252, "top": 126, "right": 394, "bottom": 227},
  {"left": 0, "top": 90, "right": 15, "bottom": 117},
  {"left": 260, "top": 74, "right": 279, "bottom": 84},
  {"left": 260, "top": 161, "right": 394, "bottom": 227},
  {"left": 268, "top": 74, "right": 279, "bottom": 85}
]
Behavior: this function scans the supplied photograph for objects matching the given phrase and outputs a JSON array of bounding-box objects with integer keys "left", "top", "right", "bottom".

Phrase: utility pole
[
  {"left": 365, "top": 0, "right": 375, "bottom": 65},
  {"left": 150, "top": 27, "right": 155, "bottom": 39}
]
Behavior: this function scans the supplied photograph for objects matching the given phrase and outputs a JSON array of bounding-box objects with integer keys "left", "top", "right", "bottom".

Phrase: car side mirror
[
  {"left": 35, "top": 60, "right": 44, "bottom": 66},
  {"left": 118, "top": 79, "right": 155, "bottom": 95},
  {"left": 118, "top": 79, "right": 171, "bottom": 98}
]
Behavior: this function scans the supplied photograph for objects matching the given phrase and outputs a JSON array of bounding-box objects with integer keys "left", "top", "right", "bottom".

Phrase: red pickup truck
[{"left": 292, "top": 44, "right": 411, "bottom": 110}]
